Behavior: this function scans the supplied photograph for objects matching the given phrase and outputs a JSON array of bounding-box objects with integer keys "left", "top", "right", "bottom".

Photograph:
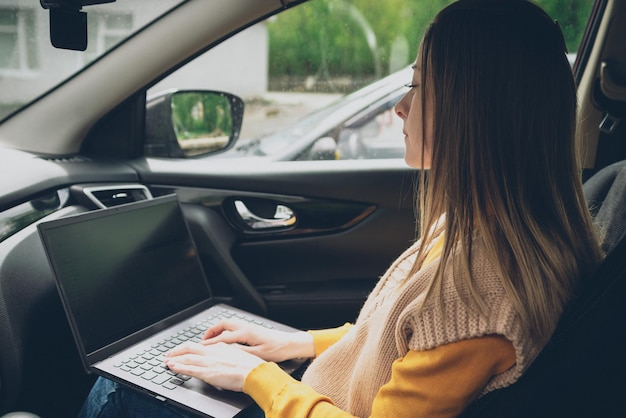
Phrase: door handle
[{"left": 234, "top": 200, "right": 297, "bottom": 230}]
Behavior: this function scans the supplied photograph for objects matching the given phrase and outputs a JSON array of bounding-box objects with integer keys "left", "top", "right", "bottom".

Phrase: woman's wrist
[{"left": 288, "top": 330, "right": 316, "bottom": 359}]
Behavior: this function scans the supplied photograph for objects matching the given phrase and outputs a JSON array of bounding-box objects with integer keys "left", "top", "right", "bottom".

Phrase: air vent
[{"left": 83, "top": 184, "right": 153, "bottom": 208}]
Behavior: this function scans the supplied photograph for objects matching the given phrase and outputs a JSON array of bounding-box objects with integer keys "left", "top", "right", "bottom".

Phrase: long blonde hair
[{"left": 411, "top": 0, "right": 603, "bottom": 345}]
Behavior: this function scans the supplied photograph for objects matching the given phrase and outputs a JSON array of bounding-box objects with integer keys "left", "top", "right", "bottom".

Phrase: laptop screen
[{"left": 38, "top": 195, "right": 212, "bottom": 355}]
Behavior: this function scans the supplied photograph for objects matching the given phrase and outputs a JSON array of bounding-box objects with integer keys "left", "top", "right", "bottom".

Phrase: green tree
[
  {"left": 269, "top": 0, "right": 451, "bottom": 83},
  {"left": 535, "top": 0, "right": 594, "bottom": 53},
  {"left": 268, "top": 0, "right": 594, "bottom": 91},
  {"left": 172, "top": 93, "right": 233, "bottom": 140},
  {"left": 269, "top": 1, "right": 375, "bottom": 82}
]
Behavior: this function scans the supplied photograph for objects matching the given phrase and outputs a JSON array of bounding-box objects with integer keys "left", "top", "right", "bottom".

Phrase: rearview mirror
[
  {"left": 145, "top": 90, "right": 244, "bottom": 158},
  {"left": 41, "top": 0, "right": 117, "bottom": 51}
]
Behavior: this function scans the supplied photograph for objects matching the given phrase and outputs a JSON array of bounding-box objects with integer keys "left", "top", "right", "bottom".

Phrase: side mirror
[
  {"left": 308, "top": 137, "right": 338, "bottom": 160},
  {"left": 336, "top": 130, "right": 364, "bottom": 159},
  {"left": 145, "top": 90, "right": 244, "bottom": 158}
]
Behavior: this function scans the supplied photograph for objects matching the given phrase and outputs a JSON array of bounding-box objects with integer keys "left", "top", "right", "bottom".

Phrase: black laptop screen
[{"left": 39, "top": 196, "right": 212, "bottom": 355}]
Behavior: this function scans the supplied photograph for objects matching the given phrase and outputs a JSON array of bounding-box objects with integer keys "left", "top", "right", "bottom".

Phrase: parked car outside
[{"left": 214, "top": 67, "right": 410, "bottom": 161}]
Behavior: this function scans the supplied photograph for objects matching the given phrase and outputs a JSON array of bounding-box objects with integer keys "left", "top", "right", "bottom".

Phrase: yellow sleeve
[
  {"left": 371, "top": 335, "right": 517, "bottom": 417},
  {"left": 243, "top": 361, "right": 355, "bottom": 418},
  {"left": 243, "top": 334, "right": 516, "bottom": 418},
  {"left": 307, "top": 323, "right": 353, "bottom": 357}
]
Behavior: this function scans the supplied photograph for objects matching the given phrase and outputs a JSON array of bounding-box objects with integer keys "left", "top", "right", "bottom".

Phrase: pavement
[{"left": 240, "top": 92, "right": 341, "bottom": 139}]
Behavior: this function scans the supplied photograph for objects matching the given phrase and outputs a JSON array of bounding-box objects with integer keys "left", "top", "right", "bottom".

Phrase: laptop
[{"left": 37, "top": 194, "right": 306, "bottom": 417}]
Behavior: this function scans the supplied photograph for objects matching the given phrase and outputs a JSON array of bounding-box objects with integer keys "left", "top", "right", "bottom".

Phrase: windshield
[{"left": 0, "top": 0, "right": 185, "bottom": 121}]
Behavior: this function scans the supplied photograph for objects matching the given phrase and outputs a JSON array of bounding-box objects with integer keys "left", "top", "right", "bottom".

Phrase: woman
[{"left": 80, "top": 0, "right": 603, "bottom": 416}]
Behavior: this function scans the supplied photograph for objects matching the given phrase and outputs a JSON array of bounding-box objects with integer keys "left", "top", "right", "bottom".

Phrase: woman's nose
[{"left": 395, "top": 95, "right": 408, "bottom": 120}]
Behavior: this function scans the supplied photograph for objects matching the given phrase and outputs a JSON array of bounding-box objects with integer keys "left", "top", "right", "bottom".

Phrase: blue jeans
[{"left": 77, "top": 377, "right": 265, "bottom": 418}]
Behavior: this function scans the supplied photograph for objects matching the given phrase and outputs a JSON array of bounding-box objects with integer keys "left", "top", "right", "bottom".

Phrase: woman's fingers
[
  {"left": 202, "top": 318, "right": 254, "bottom": 341},
  {"left": 201, "top": 329, "right": 244, "bottom": 345},
  {"left": 200, "top": 320, "right": 315, "bottom": 362},
  {"left": 165, "top": 341, "right": 264, "bottom": 392},
  {"left": 166, "top": 353, "right": 207, "bottom": 372},
  {"left": 202, "top": 319, "right": 237, "bottom": 339}
]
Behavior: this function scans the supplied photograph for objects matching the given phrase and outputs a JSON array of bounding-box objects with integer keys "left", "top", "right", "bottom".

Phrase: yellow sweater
[{"left": 243, "top": 235, "right": 527, "bottom": 417}]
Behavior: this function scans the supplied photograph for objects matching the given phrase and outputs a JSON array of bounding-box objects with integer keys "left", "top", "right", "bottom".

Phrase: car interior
[{"left": 0, "top": 0, "right": 625, "bottom": 417}]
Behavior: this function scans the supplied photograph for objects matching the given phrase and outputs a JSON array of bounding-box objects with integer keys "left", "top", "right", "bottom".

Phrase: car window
[
  {"left": 147, "top": 0, "right": 595, "bottom": 162},
  {"left": 0, "top": 0, "right": 594, "bottom": 158}
]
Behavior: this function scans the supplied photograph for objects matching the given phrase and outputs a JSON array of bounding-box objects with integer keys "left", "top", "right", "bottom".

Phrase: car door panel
[
  {"left": 135, "top": 158, "right": 417, "bottom": 328},
  {"left": 178, "top": 200, "right": 377, "bottom": 329}
]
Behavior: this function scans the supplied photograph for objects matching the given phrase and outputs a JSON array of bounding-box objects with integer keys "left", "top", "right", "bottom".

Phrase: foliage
[
  {"left": 269, "top": 0, "right": 450, "bottom": 89},
  {"left": 171, "top": 93, "right": 233, "bottom": 140},
  {"left": 268, "top": 0, "right": 594, "bottom": 88},
  {"left": 534, "top": 0, "right": 595, "bottom": 54}
]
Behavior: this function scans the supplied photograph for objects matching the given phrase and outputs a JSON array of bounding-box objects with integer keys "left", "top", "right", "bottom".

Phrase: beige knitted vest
[{"left": 301, "top": 235, "right": 541, "bottom": 417}]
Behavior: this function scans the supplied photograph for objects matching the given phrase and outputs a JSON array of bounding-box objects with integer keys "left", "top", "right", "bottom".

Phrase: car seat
[
  {"left": 459, "top": 161, "right": 626, "bottom": 417},
  {"left": 583, "top": 159, "right": 626, "bottom": 254}
]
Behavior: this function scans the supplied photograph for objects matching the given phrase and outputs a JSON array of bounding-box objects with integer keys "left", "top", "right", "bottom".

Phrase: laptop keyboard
[{"left": 113, "top": 308, "right": 274, "bottom": 390}]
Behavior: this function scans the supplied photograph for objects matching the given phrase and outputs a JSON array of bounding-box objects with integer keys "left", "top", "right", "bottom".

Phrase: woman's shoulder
[{"left": 396, "top": 238, "right": 540, "bottom": 366}]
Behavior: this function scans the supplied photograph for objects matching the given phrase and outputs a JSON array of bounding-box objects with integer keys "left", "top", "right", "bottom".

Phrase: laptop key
[
  {"left": 162, "top": 381, "right": 178, "bottom": 390},
  {"left": 142, "top": 371, "right": 158, "bottom": 381},
  {"left": 170, "top": 377, "right": 185, "bottom": 386},
  {"left": 152, "top": 374, "right": 171, "bottom": 385}
]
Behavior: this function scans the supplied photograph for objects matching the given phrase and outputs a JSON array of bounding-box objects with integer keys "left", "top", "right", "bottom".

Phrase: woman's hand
[
  {"left": 201, "top": 318, "right": 315, "bottom": 363},
  {"left": 165, "top": 341, "right": 264, "bottom": 392}
]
